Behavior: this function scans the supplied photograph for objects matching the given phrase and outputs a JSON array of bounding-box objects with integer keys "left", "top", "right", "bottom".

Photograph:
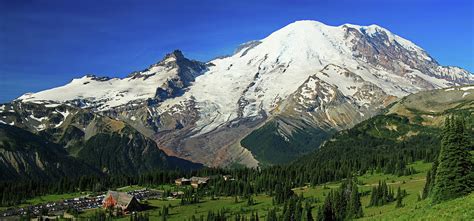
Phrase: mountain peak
[
  {"left": 287, "top": 20, "right": 327, "bottom": 27},
  {"left": 271, "top": 20, "right": 331, "bottom": 36},
  {"left": 161, "top": 49, "right": 185, "bottom": 63},
  {"left": 168, "top": 49, "right": 185, "bottom": 59}
]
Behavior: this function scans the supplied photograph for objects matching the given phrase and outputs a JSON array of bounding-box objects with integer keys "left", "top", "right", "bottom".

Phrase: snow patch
[
  {"left": 30, "top": 114, "right": 48, "bottom": 122},
  {"left": 45, "top": 103, "right": 61, "bottom": 108},
  {"left": 460, "top": 86, "right": 474, "bottom": 91},
  {"left": 57, "top": 109, "right": 70, "bottom": 119},
  {"left": 55, "top": 120, "right": 64, "bottom": 128}
]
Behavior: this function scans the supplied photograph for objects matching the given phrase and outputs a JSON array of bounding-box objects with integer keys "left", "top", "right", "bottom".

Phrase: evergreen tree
[
  {"left": 316, "top": 206, "right": 323, "bottom": 221},
  {"left": 316, "top": 177, "right": 363, "bottom": 220},
  {"left": 266, "top": 208, "right": 278, "bottom": 221},
  {"left": 395, "top": 187, "right": 404, "bottom": 208},
  {"left": 304, "top": 201, "right": 314, "bottom": 221},
  {"left": 368, "top": 180, "right": 395, "bottom": 207},
  {"left": 161, "top": 206, "right": 168, "bottom": 221},
  {"left": 432, "top": 116, "right": 473, "bottom": 203},
  {"left": 247, "top": 196, "right": 254, "bottom": 206},
  {"left": 347, "top": 181, "right": 363, "bottom": 218},
  {"left": 295, "top": 197, "right": 303, "bottom": 221}
]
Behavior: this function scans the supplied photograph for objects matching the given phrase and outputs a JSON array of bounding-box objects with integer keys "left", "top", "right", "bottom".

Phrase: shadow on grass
[{"left": 140, "top": 203, "right": 159, "bottom": 212}]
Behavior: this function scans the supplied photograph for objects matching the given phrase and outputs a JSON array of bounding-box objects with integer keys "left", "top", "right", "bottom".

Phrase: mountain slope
[
  {"left": 240, "top": 64, "right": 397, "bottom": 165},
  {"left": 0, "top": 124, "right": 99, "bottom": 180},
  {"left": 12, "top": 20, "right": 474, "bottom": 167},
  {"left": 293, "top": 85, "right": 474, "bottom": 180},
  {"left": 0, "top": 102, "right": 202, "bottom": 179}
]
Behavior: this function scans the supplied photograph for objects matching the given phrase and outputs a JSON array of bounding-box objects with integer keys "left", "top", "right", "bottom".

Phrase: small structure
[
  {"left": 190, "top": 176, "right": 210, "bottom": 188},
  {"left": 171, "top": 191, "right": 185, "bottom": 198},
  {"left": 175, "top": 177, "right": 191, "bottom": 186},
  {"left": 223, "top": 175, "right": 234, "bottom": 181},
  {"left": 103, "top": 191, "right": 141, "bottom": 213}
]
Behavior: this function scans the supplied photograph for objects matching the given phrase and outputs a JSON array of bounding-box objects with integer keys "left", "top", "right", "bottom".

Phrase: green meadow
[{"left": 76, "top": 160, "right": 473, "bottom": 220}]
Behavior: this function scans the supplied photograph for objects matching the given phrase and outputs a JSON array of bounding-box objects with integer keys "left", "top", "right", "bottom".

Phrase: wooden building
[
  {"left": 103, "top": 191, "right": 142, "bottom": 213},
  {"left": 175, "top": 177, "right": 191, "bottom": 186},
  {"left": 190, "top": 176, "right": 210, "bottom": 188}
]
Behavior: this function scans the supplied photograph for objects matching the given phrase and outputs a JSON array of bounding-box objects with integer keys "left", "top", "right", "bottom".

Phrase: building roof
[
  {"left": 104, "top": 191, "right": 135, "bottom": 208},
  {"left": 176, "top": 177, "right": 191, "bottom": 182},
  {"left": 190, "top": 176, "right": 209, "bottom": 184}
]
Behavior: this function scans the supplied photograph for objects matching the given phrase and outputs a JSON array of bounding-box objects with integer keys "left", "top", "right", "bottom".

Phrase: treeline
[{"left": 1, "top": 170, "right": 185, "bottom": 206}]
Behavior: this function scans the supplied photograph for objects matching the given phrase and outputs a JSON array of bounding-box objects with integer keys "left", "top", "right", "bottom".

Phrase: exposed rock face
[
  {"left": 9, "top": 20, "right": 474, "bottom": 167},
  {"left": 344, "top": 25, "right": 473, "bottom": 85},
  {"left": 0, "top": 102, "right": 201, "bottom": 179}
]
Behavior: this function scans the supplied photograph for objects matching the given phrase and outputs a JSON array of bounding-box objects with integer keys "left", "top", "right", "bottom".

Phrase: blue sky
[{"left": 0, "top": 0, "right": 473, "bottom": 103}]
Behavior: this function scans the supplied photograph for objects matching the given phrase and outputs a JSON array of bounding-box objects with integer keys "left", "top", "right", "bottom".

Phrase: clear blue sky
[{"left": 1, "top": 0, "right": 473, "bottom": 103}]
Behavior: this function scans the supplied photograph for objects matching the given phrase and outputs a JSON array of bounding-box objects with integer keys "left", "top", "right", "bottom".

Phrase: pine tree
[
  {"left": 304, "top": 201, "right": 314, "bottom": 221},
  {"left": 432, "top": 116, "right": 473, "bottom": 203},
  {"left": 347, "top": 181, "right": 363, "bottom": 218},
  {"left": 316, "top": 177, "right": 363, "bottom": 220},
  {"left": 295, "top": 198, "right": 303, "bottom": 221},
  {"left": 161, "top": 206, "right": 168, "bottom": 221},
  {"left": 369, "top": 180, "right": 395, "bottom": 206},
  {"left": 247, "top": 195, "right": 254, "bottom": 206},
  {"left": 316, "top": 206, "right": 323, "bottom": 221},
  {"left": 422, "top": 160, "right": 438, "bottom": 199},
  {"left": 266, "top": 208, "right": 278, "bottom": 221},
  {"left": 321, "top": 191, "right": 335, "bottom": 221},
  {"left": 395, "top": 187, "right": 404, "bottom": 208}
]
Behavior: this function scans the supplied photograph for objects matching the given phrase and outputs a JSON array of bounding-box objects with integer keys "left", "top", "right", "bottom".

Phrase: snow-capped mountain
[
  {"left": 8, "top": 20, "right": 474, "bottom": 167},
  {"left": 18, "top": 50, "right": 208, "bottom": 111}
]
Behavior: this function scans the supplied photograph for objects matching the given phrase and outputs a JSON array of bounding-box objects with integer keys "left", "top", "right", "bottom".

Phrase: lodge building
[
  {"left": 175, "top": 176, "right": 210, "bottom": 188},
  {"left": 102, "top": 191, "right": 142, "bottom": 213}
]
